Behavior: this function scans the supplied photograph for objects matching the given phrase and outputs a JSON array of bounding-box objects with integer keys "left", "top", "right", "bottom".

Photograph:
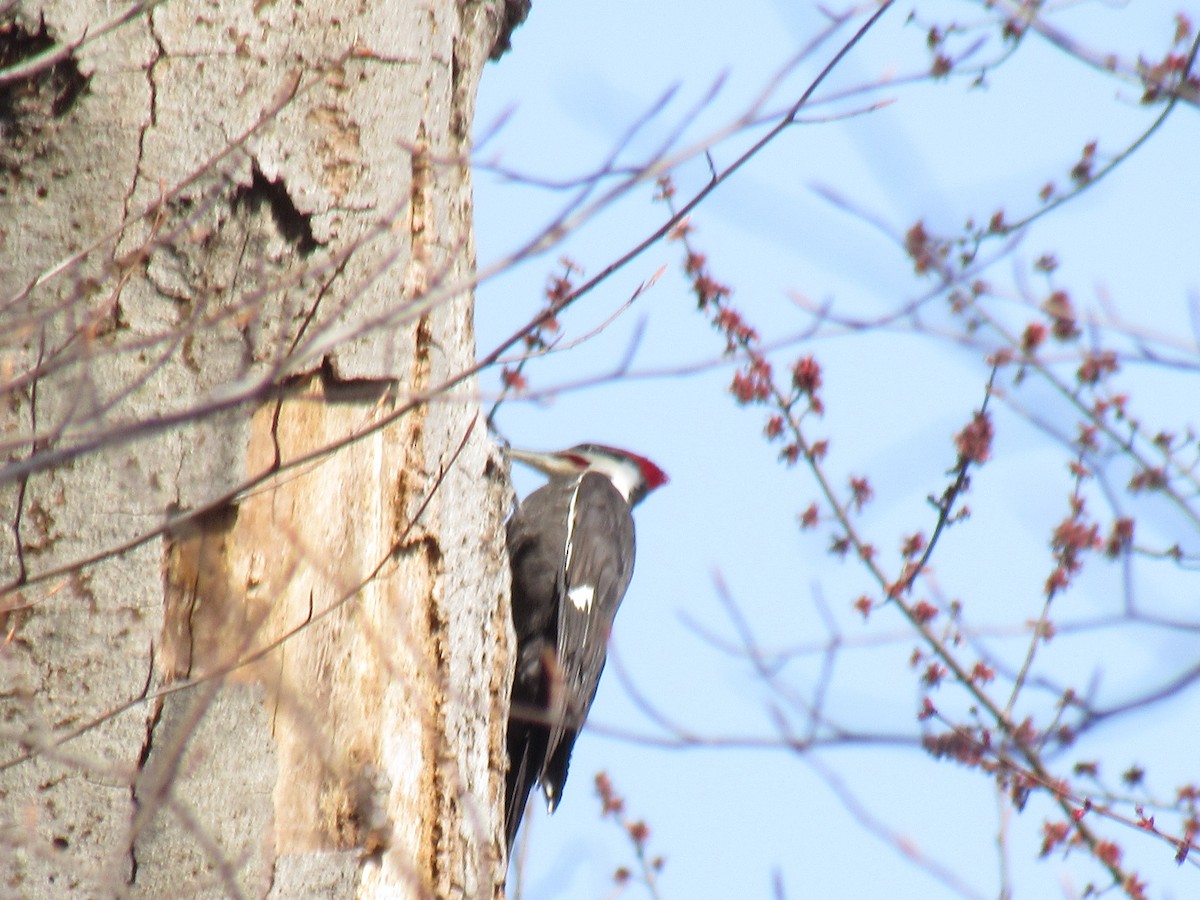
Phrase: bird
[{"left": 503, "top": 443, "right": 668, "bottom": 857}]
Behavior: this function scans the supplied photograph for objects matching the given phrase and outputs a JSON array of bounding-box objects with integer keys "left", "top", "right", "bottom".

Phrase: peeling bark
[{"left": 0, "top": 2, "right": 514, "bottom": 896}]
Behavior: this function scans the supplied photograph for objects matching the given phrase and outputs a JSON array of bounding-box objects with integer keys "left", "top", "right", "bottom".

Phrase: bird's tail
[{"left": 505, "top": 722, "right": 541, "bottom": 857}]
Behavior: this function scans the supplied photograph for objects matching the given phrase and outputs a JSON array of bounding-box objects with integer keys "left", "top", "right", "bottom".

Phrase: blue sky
[{"left": 473, "top": 2, "right": 1200, "bottom": 897}]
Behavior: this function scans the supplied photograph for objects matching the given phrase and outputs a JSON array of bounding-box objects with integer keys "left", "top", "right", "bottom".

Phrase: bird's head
[{"left": 508, "top": 443, "right": 668, "bottom": 507}]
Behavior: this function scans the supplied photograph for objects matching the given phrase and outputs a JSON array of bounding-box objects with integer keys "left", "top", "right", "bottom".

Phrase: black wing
[
  {"left": 540, "top": 471, "right": 635, "bottom": 810},
  {"left": 505, "top": 481, "right": 566, "bottom": 854}
]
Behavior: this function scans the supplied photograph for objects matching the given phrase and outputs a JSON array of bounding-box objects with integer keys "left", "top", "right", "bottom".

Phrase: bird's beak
[{"left": 507, "top": 447, "right": 580, "bottom": 479}]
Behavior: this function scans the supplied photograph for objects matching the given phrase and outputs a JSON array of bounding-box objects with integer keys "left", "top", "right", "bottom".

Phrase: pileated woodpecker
[{"left": 504, "top": 443, "right": 668, "bottom": 855}]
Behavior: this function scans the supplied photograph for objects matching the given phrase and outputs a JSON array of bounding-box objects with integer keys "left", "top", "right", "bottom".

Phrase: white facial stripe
[
  {"left": 585, "top": 455, "right": 640, "bottom": 502},
  {"left": 568, "top": 584, "right": 595, "bottom": 613}
]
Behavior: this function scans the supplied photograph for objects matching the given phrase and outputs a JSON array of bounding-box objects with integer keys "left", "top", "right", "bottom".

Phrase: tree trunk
[{"left": 0, "top": 2, "right": 513, "bottom": 897}]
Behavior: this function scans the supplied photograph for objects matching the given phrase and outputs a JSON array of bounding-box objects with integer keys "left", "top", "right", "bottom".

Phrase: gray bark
[{"left": 0, "top": 1, "right": 514, "bottom": 896}]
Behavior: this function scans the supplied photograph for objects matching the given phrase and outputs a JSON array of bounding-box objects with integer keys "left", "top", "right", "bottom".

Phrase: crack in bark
[
  {"left": 128, "top": 652, "right": 165, "bottom": 889},
  {"left": 122, "top": 8, "right": 163, "bottom": 233},
  {"left": 6, "top": 333, "right": 45, "bottom": 590}
]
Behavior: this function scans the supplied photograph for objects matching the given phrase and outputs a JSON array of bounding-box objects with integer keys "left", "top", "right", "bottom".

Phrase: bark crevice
[{"left": 232, "top": 165, "right": 321, "bottom": 257}]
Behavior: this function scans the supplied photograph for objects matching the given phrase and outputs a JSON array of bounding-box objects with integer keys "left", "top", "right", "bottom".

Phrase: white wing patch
[
  {"left": 568, "top": 583, "right": 595, "bottom": 613},
  {"left": 564, "top": 478, "right": 595, "bottom": 613}
]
